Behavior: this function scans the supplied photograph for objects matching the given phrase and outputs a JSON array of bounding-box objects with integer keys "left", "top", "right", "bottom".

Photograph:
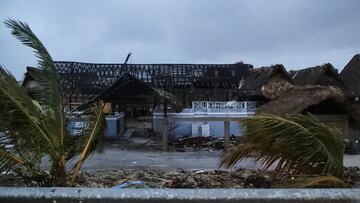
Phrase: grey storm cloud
[{"left": 0, "top": 0, "right": 360, "bottom": 79}]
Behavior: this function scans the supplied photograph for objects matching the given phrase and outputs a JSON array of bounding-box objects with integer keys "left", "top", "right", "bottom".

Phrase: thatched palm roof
[
  {"left": 256, "top": 85, "right": 360, "bottom": 121},
  {"left": 239, "top": 64, "right": 293, "bottom": 98},
  {"left": 341, "top": 54, "right": 360, "bottom": 97},
  {"left": 289, "top": 63, "right": 343, "bottom": 87}
]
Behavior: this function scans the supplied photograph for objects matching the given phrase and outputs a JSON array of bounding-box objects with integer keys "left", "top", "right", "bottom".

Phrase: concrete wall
[
  {"left": 105, "top": 113, "right": 126, "bottom": 139},
  {"left": 153, "top": 118, "right": 245, "bottom": 138}
]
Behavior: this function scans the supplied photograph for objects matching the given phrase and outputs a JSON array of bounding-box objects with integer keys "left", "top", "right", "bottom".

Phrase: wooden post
[
  {"left": 162, "top": 117, "right": 168, "bottom": 151},
  {"left": 164, "top": 103, "right": 167, "bottom": 118},
  {"left": 130, "top": 106, "right": 135, "bottom": 118},
  {"left": 224, "top": 120, "right": 230, "bottom": 148}
]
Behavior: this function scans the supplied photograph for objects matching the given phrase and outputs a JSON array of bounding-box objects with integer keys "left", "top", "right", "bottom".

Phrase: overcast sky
[{"left": 0, "top": 0, "right": 359, "bottom": 79}]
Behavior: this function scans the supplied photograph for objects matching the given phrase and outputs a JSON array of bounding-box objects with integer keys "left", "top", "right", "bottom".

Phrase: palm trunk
[
  {"left": 337, "top": 154, "right": 344, "bottom": 179},
  {"left": 52, "top": 157, "right": 67, "bottom": 186}
]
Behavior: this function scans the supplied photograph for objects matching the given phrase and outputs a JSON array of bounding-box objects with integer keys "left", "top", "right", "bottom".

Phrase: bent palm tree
[
  {"left": 220, "top": 114, "right": 344, "bottom": 179},
  {"left": 0, "top": 19, "right": 105, "bottom": 186}
]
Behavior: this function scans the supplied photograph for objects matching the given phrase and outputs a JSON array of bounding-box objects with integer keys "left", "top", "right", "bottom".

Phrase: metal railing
[
  {"left": 1, "top": 187, "right": 359, "bottom": 203},
  {"left": 192, "top": 101, "right": 258, "bottom": 113}
]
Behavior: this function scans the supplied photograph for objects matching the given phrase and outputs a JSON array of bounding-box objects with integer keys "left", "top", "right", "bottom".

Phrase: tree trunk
[{"left": 52, "top": 157, "right": 67, "bottom": 186}]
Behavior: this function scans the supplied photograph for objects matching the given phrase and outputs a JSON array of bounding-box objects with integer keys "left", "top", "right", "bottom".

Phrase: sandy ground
[{"left": 52, "top": 147, "right": 360, "bottom": 171}]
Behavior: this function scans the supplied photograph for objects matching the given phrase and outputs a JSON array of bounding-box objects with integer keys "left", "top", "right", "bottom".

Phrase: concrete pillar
[
  {"left": 162, "top": 117, "right": 168, "bottom": 151},
  {"left": 224, "top": 120, "right": 230, "bottom": 147}
]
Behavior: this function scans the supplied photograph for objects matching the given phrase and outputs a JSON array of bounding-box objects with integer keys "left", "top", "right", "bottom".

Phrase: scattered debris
[
  {"left": 173, "top": 136, "right": 237, "bottom": 150},
  {"left": 344, "top": 167, "right": 360, "bottom": 187},
  {"left": 195, "top": 170, "right": 205, "bottom": 174},
  {"left": 121, "top": 129, "right": 136, "bottom": 140},
  {"left": 1, "top": 167, "right": 359, "bottom": 188},
  {"left": 74, "top": 169, "right": 275, "bottom": 188},
  {"left": 112, "top": 180, "right": 145, "bottom": 189}
]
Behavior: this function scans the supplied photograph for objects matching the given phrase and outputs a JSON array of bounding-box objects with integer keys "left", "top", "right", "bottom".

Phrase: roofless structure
[
  {"left": 22, "top": 55, "right": 360, "bottom": 150},
  {"left": 24, "top": 61, "right": 255, "bottom": 149},
  {"left": 53, "top": 61, "right": 253, "bottom": 107}
]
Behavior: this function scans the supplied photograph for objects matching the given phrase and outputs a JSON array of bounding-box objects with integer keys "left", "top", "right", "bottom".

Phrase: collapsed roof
[
  {"left": 53, "top": 61, "right": 253, "bottom": 97},
  {"left": 257, "top": 85, "right": 342, "bottom": 114},
  {"left": 23, "top": 54, "right": 360, "bottom": 105},
  {"left": 94, "top": 73, "right": 181, "bottom": 107},
  {"left": 256, "top": 85, "right": 360, "bottom": 122}
]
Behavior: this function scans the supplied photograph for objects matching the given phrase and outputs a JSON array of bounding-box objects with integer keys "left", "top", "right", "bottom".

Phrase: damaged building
[{"left": 22, "top": 54, "right": 360, "bottom": 150}]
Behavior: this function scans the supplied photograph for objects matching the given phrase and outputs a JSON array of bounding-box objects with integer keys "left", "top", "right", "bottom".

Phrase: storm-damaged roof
[
  {"left": 256, "top": 85, "right": 360, "bottom": 122},
  {"left": 238, "top": 64, "right": 293, "bottom": 97},
  {"left": 289, "top": 63, "right": 345, "bottom": 88}
]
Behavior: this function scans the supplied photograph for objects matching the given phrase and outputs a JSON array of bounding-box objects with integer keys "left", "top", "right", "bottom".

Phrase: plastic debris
[{"left": 112, "top": 180, "right": 145, "bottom": 189}]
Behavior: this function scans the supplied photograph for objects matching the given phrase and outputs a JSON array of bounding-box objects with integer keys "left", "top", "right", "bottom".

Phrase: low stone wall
[{"left": 0, "top": 188, "right": 360, "bottom": 203}]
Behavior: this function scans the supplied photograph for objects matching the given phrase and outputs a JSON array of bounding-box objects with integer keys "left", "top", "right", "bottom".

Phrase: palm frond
[
  {"left": 4, "top": 19, "right": 65, "bottom": 147},
  {"left": 2, "top": 19, "right": 108, "bottom": 186},
  {"left": 0, "top": 65, "right": 59, "bottom": 158},
  {"left": 4, "top": 19, "right": 53, "bottom": 71},
  {"left": 220, "top": 114, "right": 344, "bottom": 178},
  {"left": 275, "top": 175, "right": 348, "bottom": 188},
  {"left": 0, "top": 141, "right": 25, "bottom": 173},
  {"left": 0, "top": 133, "right": 48, "bottom": 185},
  {"left": 0, "top": 66, "right": 54, "bottom": 178},
  {"left": 69, "top": 102, "right": 105, "bottom": 185}
]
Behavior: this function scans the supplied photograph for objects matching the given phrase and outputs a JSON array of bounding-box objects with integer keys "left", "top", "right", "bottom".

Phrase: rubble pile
[
  {"left": 1, "top": 167, "right": 360, "bottom": 188},
  {"left": 75, "top": 169, "right": 274, "bottom": 188},
  {"left": 344, "top": 167, "right": 360, "bottom": 187},
  {"left": 172, "top": 136, "right": 237, "bottom": 150}
]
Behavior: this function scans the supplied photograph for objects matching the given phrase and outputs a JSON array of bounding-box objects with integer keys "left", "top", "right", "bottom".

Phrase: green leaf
[
  {"left": 220, "top": 114, "right": 344, "bottom": 178},
  {"left": 5, "top": 19, "right": 65, "bottom": 148},
  {"left": 69, "top": 101, "right": 105, "bottom": 185}
]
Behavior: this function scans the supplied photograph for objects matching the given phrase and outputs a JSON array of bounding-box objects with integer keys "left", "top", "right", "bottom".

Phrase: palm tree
[
  {"left": 220, "top": 114, "right": 344, "bottom": 179},
  {"left": 0, "top": 19, "right": 105, "bottom": 186}
]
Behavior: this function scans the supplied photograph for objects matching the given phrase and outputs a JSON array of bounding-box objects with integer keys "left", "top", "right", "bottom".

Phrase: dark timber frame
[{"left": 54, "top": 61, "right": 253, "bottom": 106}]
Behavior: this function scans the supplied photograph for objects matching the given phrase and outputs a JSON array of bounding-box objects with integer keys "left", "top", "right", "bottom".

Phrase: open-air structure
[
  {"left": 52, "top": 61, "right": 252, "bottom": 105},
  {"left": 22, "top": 54, "right": 360, "bottom": 150},
  {"left": 24, "top": 61, "right": 256, "bottom": 148}
]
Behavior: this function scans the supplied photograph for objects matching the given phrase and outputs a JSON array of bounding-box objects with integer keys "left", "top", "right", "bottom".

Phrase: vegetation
[
  {"left": 0, "top": 19, "right": 105, "bottom": 186},
  {"left": 220, "top": 114, "right": 344, "bottom": 180}
]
